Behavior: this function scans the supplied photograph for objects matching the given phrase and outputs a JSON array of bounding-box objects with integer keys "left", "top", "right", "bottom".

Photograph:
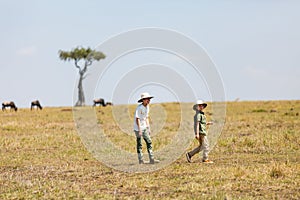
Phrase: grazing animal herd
[
  {"left": 93, "top": 98, "right": 113, "bottom": 107},
  {"left": 1, "top": 99, "right": 112, "bottom": 112}
]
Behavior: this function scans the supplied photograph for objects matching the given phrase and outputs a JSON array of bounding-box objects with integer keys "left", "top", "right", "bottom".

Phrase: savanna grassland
[{"left": 0, "top": 101, "right": 299, "bottom": 199}]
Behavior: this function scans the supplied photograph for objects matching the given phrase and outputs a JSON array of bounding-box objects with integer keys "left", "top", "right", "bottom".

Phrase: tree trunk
[{"left": 75, "top": 73, "right": 85, "bottom": 106}]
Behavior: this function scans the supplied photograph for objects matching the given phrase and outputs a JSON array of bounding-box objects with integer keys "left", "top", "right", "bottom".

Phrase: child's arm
[
  {"left": 136, "top": 117, "right": 142, "bottom": 136},
  {"left": 146, "top": 117, "right": 151, "bottom": 135},
  {"left": 195, "top": 122, "right": 200, "bottom": 139}
]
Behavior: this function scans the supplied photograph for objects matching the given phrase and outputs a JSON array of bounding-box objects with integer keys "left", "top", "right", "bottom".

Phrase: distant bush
[{"left": 252, "top": 109, "right": 267, "bottom": 113}]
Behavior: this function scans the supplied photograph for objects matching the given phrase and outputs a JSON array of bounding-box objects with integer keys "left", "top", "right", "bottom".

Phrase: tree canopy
[
  {"left": 59, "top": 47, "right": 105, "bottom": 62},
  {"left": 58, "top": 47, "right": 106, "bottom": 106}
]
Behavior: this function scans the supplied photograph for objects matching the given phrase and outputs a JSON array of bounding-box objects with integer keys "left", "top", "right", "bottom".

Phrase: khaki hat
[
  {"left": 193, "top": 99, "right": 207, "bottom": 110},
  {"left": 138, "top": 92, "right": 154, "bottom": 103}
]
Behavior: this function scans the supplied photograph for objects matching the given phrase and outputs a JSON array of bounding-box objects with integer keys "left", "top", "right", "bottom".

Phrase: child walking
[
  {"left": 186, "top": 100, "right": 214, "bottom": 163},
  {"left": 133, "top": 92, "right": 159, "bottom": 164}
]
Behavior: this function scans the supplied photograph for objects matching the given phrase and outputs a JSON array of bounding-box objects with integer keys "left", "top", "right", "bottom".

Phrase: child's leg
[
  {"left": 201, "top": 135, "right": 210, "bottom": 161},
  {"left": 142, "top": 130, "right": 154, "bottom": 161},
  {"left": 135, "top": 130, "right": 143, "bottom": 162},
  {"left": 188, "top": 136, "right": 204, "bottom": 157}
]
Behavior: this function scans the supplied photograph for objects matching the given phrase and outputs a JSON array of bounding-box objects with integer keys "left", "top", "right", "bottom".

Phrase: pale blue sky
[{"left": 1, "top": 1, "right": 299, "bottom": 107}]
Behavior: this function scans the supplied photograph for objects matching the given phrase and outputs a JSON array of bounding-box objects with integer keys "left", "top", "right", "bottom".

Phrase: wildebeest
[
  {"left": 31, "top": 100, "right": 42, "bottom": 110},
  {"left": 2, "top": 101, "right": 18, "bottom": 111},
  {"left": 106, "top": 102, "right": 113, "bottom": 106},
  {"left": 93, "top": 98, "right": 107, "bottom": 107},
  {"left": 93, "top": 98, "right": 113, "bottom": 107},
  {"left": 93, "top": 98, "right": 113, "bottom": 106}
]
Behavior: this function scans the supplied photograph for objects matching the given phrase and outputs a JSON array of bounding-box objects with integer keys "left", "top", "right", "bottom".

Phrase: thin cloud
[
  {"left": 16, "top": 46, "right": 37, "bottom": 56},
  {"left": 243, "top": 66, "right": 269, "bottom": 80}
]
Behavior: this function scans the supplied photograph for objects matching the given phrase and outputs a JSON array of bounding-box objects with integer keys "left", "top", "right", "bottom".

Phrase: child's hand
[
  {"left": 195, "top": 134, "right": 199, "bottom": 139},
  {"left": 139, "top": 130, "right": 142, "bottom": 136}
]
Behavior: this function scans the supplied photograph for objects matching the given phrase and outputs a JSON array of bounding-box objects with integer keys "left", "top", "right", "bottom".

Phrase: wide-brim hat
[
  {"left": 193, "top": 99, "right": 207, "bottom": 110},
  {"left": 138, "top": 92, "right": 154, "bottom": 103}
]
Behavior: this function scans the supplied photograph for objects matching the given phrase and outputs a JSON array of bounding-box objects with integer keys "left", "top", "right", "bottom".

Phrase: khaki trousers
[{"left": 188, "top": 134, "right": 210, "bottom": 160}]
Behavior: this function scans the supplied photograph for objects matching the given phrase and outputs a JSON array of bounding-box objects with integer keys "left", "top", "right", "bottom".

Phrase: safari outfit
[
  {"left": 134, "top": 104, "right": 154, "bottom": 163},
  {"left": 188, "top": 110, "right": 210, "bottom": 161}
]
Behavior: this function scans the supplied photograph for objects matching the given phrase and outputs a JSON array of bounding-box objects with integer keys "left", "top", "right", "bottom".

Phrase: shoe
[
  {"left": 149, "top": 159, "right": 160, "bottom": 164},
  {"left": 202, "top": 159, "right": 214, "bottom": 164},
  {"left": 186, "top": 153, "right": 191, "bottom": 163},
  {"left": 139, "top": 160, "right": 144, "bottom": 164}
]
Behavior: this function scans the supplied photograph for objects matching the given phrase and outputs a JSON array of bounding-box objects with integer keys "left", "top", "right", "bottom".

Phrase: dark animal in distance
[
  {"left": 31, "top": 100, "right": 42, "bottom": 110},
  {"left": 2, "top": 101, "right": 18, "bottom": 111},
  {"left": 106, "top": 102, "right": 113, "bottom": 106},
  {"left": 93, "top": 98, "right": 106, "bottom": 107},
  {"left": 93, "top": 99, "right": 113, "bottom": 107}
]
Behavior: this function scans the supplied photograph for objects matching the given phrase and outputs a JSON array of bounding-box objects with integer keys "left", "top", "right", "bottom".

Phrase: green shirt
[{"left": 194, "top": 111, "right": 207, "bottom": 135}]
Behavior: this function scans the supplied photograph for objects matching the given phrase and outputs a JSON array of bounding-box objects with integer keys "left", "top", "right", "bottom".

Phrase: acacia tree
[{"left": 59, "top": 47, "right": 105, "bottom": 106}]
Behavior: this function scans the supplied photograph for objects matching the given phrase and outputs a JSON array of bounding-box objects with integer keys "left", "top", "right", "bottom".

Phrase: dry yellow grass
[{"left": 0, "top": 101, "right": 299, "bottom": 199}]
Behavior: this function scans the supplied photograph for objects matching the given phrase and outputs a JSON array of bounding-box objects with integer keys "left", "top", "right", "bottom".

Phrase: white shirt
[{"left": 133, "top": 104, "right": 149, "bottom": 131}]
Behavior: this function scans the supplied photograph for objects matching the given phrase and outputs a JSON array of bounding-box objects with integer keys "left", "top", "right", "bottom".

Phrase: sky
[{"left": 1, "top": 0, "right": 300, "bottom": 108}]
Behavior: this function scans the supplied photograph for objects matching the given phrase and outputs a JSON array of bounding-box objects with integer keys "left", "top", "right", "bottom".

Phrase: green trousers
[{"left": 134, "top": 129, "right": 154, "bottom": 162}]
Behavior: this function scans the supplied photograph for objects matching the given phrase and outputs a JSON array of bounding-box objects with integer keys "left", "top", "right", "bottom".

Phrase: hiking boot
[
  {"left": 202, "top": 159, "right": 214, "bottom": 164},
  {"left": 149, "top": 159, "right": 160, "bottom": 164},
  {"left": 186, "top": 153, "right": 191, "bottom": 163},
  {"left": 139, "top": 160, "right": 144, "bottom": 164}
]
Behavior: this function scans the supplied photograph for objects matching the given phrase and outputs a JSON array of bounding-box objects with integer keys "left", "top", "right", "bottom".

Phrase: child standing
[
  {"left": 133, "top": 92, "right": 159, "bottom": 164},
  {"left": 186, "top": 100, "right": 214, "bottom": 163}
]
